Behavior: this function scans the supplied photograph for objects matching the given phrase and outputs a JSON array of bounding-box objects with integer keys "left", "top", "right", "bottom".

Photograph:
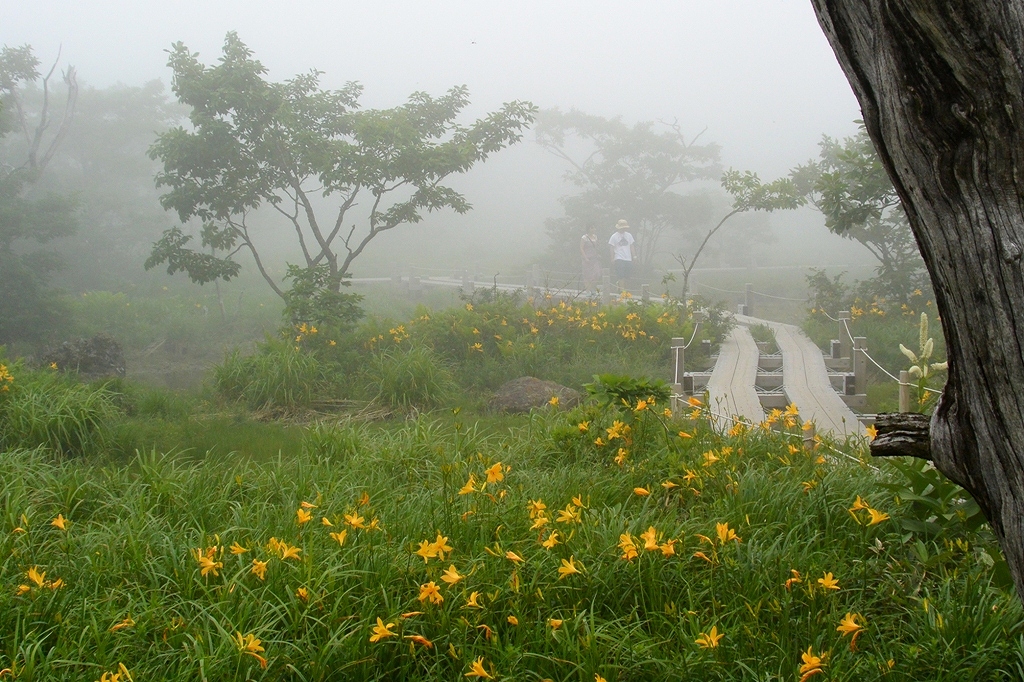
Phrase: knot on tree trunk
[{"left": 870, "top": 412, "right": 932, "bottom": 460}]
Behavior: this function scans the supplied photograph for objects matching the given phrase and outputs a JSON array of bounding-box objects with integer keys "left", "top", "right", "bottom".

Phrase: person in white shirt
[{"left": 608, "top": 219, "right": 636, "bottom": 289}]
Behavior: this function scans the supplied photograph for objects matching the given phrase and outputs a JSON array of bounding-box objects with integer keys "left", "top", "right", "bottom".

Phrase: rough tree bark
[{"left": 809, "top": 2, "right": 1024, "bottom": 599}]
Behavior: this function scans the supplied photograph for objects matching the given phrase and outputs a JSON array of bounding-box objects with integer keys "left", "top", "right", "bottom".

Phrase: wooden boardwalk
[
  {"left": 706, "top": 325, "right": 765, "bottom": 427},
  {"left": 734, "top": 314, "right": 865, "bottom": 437}
]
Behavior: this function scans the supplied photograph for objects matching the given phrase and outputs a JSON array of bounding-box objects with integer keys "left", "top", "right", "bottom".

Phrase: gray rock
[
  {"left": 489, "top": 377, "right": 581, "bottom": 413},
  {"left": 40, "top": 334, "right": 125, "bottom": 380}
]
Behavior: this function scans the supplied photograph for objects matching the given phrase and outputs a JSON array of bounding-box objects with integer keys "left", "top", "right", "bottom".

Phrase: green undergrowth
[{"left": 2, "top": 398, "right": 1021, "bottom": 680}]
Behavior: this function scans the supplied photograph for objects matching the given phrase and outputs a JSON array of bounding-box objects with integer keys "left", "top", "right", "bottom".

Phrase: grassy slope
[{"left": 2, "top": 404, "right": 1021, "bottom": 681}]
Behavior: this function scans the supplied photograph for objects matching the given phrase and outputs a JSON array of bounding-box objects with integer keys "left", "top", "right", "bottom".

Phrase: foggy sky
[
  {"left": 8, "top": 1, "right": 860, "bottom": 174},
  {"left": 6, "top": 1, "right": 873, "bottom": 274}
]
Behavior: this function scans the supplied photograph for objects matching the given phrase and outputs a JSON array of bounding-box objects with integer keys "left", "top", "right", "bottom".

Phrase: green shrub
[
  {"left": 367, "top": 345, "right": 457, "bottom": 410},
  {"left": 213, "top": 338, "right": 337, "bottom": 410},
  {"left": 0, "top": 364, "right": 119, "bottom": 457}
]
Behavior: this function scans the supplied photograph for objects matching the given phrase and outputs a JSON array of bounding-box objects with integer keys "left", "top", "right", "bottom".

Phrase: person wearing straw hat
[{"left": 608, "top": 219, "right": 635, "bottom": 289}]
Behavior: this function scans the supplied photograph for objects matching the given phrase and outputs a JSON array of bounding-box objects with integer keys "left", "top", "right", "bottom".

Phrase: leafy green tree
[
  {"left": 146, "top": 32, "right": 537, "bottom": 310},
  {"left": 0, "top": 45, "right": 78, "bottom": 346},
  {"left": 536, "top": 109, "right": 722, "bottom": 271},
  {"left": 672, "top": 170, "right": 805, "bottom": 299},
  {"left": 791, "top": 123, "right": 928, "bottom": 304}
]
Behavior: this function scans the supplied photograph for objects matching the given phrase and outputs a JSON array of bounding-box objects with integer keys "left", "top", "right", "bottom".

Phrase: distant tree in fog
[
  {"left": 146, "top": 32, "right": 537, "bottom": 309},
  {"left": 535, "top": 109, "right": 721, "bottom": 271},
  {"left": 0, "top": 45, "right": 78, "bottom": 346}
]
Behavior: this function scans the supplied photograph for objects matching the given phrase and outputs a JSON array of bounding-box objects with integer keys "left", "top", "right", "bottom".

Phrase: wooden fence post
[
  {"left": 899, "top": 369, "right": 911, "bottom": 413},
  {"left": 838, "top": 311, "right": 852, "bottom": 360},
  {"left": 853, "top": 336, "right": 867, "bottom": 395},
  {"left": 670, "top": 336, "right": 687, "bottom": 415},
  {"left": 803, "top": 423, "right": 817, "bottom": 451}
]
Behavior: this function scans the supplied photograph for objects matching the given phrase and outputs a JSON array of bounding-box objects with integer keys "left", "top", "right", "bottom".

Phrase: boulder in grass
[
  {"left": 489, "top": 377, "right": 581, "bottom": 413},
  {"left": 40, "top": 334, "right": 126, "bottom": 380}
]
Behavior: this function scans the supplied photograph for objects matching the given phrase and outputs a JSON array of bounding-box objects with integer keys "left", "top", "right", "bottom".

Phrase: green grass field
[{"left": 2, "top": 391, "right": 1020, "bottom": 681}]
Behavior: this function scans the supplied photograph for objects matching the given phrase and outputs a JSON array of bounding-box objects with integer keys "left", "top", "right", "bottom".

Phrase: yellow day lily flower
[
  {"left": 464, "top": 591, "right": 482, "bottom": 608},
  {"left": 198, "top": 555, "right": 222, "bottom": 577},
  {"left": 477, "top": 623, "right": 494, "bottom": 641},
  {"left": 633, "top": 487, "right": 650, "bottom": 497},
  {"left": 530, "top": 515, "right": 550, "bottom": 530},
  {"left": 635, "top": 398, "right": 648, "bottom": 412},
  {"left": 596, "top": 676, "right": 608, "bottom": 682},
  {"left": 558, "top": 556, "right": 582, "bottom": 579},
  {"left": 641, "top": 527, "right": 659, "bottom": 551},
  {"left": 321, "top": 516, "right": 333, "bottom": 527},
  {"left": 330, "top": 530, "right": 348, "bottom": 546},
  {"left": 459, "top": 474, "right": 478, "bottom": 495},
  {"left": 849, "top": 495, "right": 870, "bottom": 512},
  {"left": 109, "top": 614, "right": 135, "bottom": 632},
  {"left": 369, "top": 617, "right": 397, "bottom": 643},
  {"left": 51, "top": 514, "right": 68, "bottom": 531},
  {"left": 296, "top": 587, "right": 309, "bottom": 602},
  {"left": 548, "top": 396, "right": 559, "bottom": 407},
  {"left": 527, "top": 499, "right": 547, "bottom": 518},
  {"left": 837, "top": 612, "right": 865, "bottom": 650},
  {"left": 557, "top": 504, "right": 581, "bottom": 524},
  {"left": 572, "top": 495, "right": 587, "bottom": 508},
  {"left": 358, "top": 491, "right": 370, "bottom": 506},
  {"left": 401, "top": 610, "right": 423, "bottom": 618},
  {"left": 27, "top": 566, "right": 46, "bottom": 588},
  {"left": 817, "top": 572, "right": 840, "bottom": 591},
  {"left": 300, "top": 500, "right": 317, "bottom": 510},
  {"left": 505, "top": 550, "right": 525, "bottom": 564},
  {"left": 548, "top": 618, "right": 563, "bottom": 629},
  {"left": 619, "top": 534, "right": 639, "bottom": 561},
  {"left": 431, "top": 533, "right": 453, "bottom": 559},
  {"left": 785, "top": 569, "right": 802, "bottom": 590},
  {"left": 234, "top": 632, "right": 267, "bottom": 668},
  {"left": 715, "top": 522, "right": 740, "bottom": 545},
  {"left": 695, "top": 625, "right": 723, "bottom": 648},
  {"left": 251, "top": 559, "right": 268, "bottom": 581},
  {"left": 578, "top": 421, "right": 589, "bottom": 433},
  {"left": 866, "top": 424, "right": 878, "bottom": 441},
  {"left": 418, "top": 581, "right": 443, "bottom": 605},
  {"left": 661, "top": 480, "right": 679, "bottom": 490},
  {"left": 465, "top": 656, "right": 494, "bottom": 679},
  {"left": 441, "top": 565, "right": 464, "bottom": 585},
  {"left": 296, "top": 508, "right": 312, "bottom": 525},
  {"left": 229, "top": 542, "right": 248, "bottom": 555},
  {"left": 702, "top": 451, "right": 720, "bottom": 467},
  {"left": 276, "top": 542, "right": 300, "bottom": 561},
  {"left": 659, "top": 539, "right": 677, "bottom": 557},
  {"left": 416, "top": 540, "right": 438, "bottom": 563},
  {"left": 485, "top": 462, "right": 506, "bottom": 484},
  {"left": 507, "top": 615, "right": 519, "bottom": 625},
  {"left": 344, "top": 513, "right": 366, "bottom": 529},
  {"left": 867, "top": 508, "right": 890, "bottom": 525},
  {"left": 541, "top": 531, "right": 560, "bottom": 550},
  {"left": 405, "top": 634, "right": 433, "bottom": 648},
  {"left": 798, "top": 646, "right": 825, "bottom": 681}
]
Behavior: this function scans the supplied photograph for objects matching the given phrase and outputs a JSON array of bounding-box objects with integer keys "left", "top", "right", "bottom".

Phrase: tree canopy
[
  {"left": 536, "top": 109, "right": 722, "bottom": 270},
  {"left": 791, "top": 123, "right": 927, "bottom": 304},
  {"left": 146, "top": 32, "right": 537, "bottom": 301},
  {"left": 0, "top": 44, "right": 78, "bottom": 346}
]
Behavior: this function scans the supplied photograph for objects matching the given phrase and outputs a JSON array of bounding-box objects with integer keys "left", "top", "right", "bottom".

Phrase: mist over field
[{"left": 6, "top": 0, "right": 874, "bottom": 286}]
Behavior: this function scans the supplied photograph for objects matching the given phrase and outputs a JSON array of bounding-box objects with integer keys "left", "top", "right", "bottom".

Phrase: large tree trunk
[{"left": 809, "top": 2, "right": 1024, "bottom": 600}]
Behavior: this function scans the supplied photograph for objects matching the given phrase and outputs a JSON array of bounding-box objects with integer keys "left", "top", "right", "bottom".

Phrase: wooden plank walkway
[
  {"left": 736, "top": 314, "right": 865, "bottom": 437},
  {"left": 706, "top": 324, "right": 765, "bottom": 427}
]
